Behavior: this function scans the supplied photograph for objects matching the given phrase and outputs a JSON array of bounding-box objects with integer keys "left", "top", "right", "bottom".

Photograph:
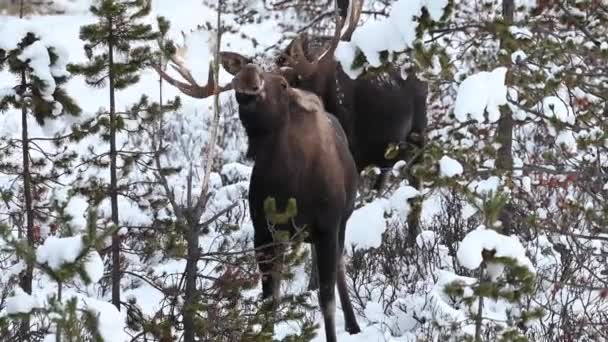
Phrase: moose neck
[{"left": 238, "top": 107, "right": 289, "bottom": 159}]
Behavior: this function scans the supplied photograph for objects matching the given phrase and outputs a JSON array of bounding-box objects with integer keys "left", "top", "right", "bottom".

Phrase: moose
[
  {"left": 153, "top": 17, "right": 362, "bottom": 341},
  {"left": 275, "top": 0, "right": 429, "bottom": 289},
  {"left": 276, "top": 0, "right": 429, "bottom": 192}
]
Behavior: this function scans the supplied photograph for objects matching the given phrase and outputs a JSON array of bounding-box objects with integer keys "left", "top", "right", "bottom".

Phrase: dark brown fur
[
  {"left": 278, "top": 35, "right": 428, "bottom": 190},
  {"left": 222, "top": 59, "right": 362, "bottom": 341}
]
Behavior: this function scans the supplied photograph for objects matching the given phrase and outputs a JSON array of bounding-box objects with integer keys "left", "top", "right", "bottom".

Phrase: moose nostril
[{"left": 251, "top": 85, "right": 259, "bottom": 92}]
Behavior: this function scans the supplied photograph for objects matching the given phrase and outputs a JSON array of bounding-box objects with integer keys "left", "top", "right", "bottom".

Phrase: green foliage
[
  {"left": 0, "top": 32, "right": 81, "bottom": 123},
  {"left": 68, "top": 0, "right": 159, "bottom": 90},
  {"left": 0, "top": 208, "right": 113, "bottom": 341},
  {"left": 264, "top": 197, "right": 298, "bottom": 225}
]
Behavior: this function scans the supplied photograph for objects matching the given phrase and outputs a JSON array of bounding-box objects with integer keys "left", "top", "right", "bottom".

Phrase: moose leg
[
  {"left": 337, "top": 220, "right": 361, "bottom": 334},
  {"left": 307, "top": 245, "right": 319, "bottom": 290},
  {"left": 255, "top": 230, "right": 281, "bottom": 333},
  {"left": 314, "top": 231, "right": 339, "bottom": 342}
]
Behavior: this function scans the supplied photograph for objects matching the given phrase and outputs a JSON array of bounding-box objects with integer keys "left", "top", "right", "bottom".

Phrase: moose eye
[{"left": 280, "top": 80, "right": 288, "bottom": 90}]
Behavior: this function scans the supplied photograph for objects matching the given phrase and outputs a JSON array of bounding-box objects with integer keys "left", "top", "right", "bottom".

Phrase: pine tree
[
  {"left": 68, "top": 0, "right": 158, "bottom": 310},
  {"left": 0, "top": 27, "right": 81, "bottom": 340},
  {"left": 0, "top": 209, "right": 117, "bottom": 342}
]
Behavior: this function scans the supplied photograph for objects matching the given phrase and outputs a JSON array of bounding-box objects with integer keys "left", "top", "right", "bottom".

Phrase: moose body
[
  {"left": 326, "top": 68, "right": 427, "bottom": 175},
  {"left": 277, "top": 0, "right": 428, "bottom": 189},
  {"left": 155, "top": 52, "right": 363, "bottom": 340},
  {"left": 231, "top": 64, "right": 362, "bottom": 341}
]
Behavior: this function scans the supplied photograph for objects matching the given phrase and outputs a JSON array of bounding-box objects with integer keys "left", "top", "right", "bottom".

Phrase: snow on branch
[
  {"left": 335, "top": 0, "right": 449, "bottom": 78},
  {"left": 36, "top": 235, "right": 104, "bottom": 283},
  {"left": 5, "top": 287, "right": 44, "bottom": 315},
  {"left": 454, "top": 67, "right": 508, "bottom": 123},
  {"left": 457, "top": 225, "right": 535, "bottom": 278}
]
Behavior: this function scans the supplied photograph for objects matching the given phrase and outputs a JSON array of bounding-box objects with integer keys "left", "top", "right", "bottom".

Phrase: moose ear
[{"left": 220, "top": 52, "right": 252, "bottom": 76}]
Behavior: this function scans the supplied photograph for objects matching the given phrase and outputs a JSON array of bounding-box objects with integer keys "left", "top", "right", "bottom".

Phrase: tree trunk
[
  {"left": 56, "top": 282, "right": 62, "bottom": 342},
  {"left": 183, "top": 221, "right": 200, "bottom": 342},
  {"left": 108, "top": 17, "right": 121, "bottom": 311},
  {"left": 496, "top": 0, "right": 515, "bottom": 234},
  {"left": 19, "top": 67, "right": 34, "bottom": 341}
]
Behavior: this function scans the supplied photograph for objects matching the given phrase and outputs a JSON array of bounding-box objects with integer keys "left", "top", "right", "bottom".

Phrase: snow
[
  {"left": 457, "top": 225, "right": 535, "bottom": 274},
  {"left": 509, "top": 26, "right": 533, "bottom": 39},
  {"left": 36, "top": 235, "right": 84, "bottom": 271},
  {"left": 335, "top": 41, "right": 362, "bottom": 79},
  {"left": 84, "top": 251, "right": 104, "bottom": 283},
  {"left": 454, "top": 67, "right": 508, "bottom": 123},
  {"left": 220, "top": 162, "right": 252, "bottom": 183},
  {"left": 511, "top": 50, "right": 527, "bottom": 64},
  {"left": 514, "top": 0, "right": 538, "bottom": 11},
  {"left": 5, "top": 287, "right": 42, "bottom": 315},
  {"left": 416, "top": 230, "right": 437, "bottom": 249},
  {"left": 2, "top": 0, "right": 596, "bottom": 340},
  {"left": 390, "top": 0, "right": 448, "bottom": 46},
  {"left": 556, "top": 130, "right": 577, "bottom": 153},
  {"left": 345, "top": 198, "right": 388, "bottom": 250},
  {"left": 0, "top": 87, "right": 15, "bottom": 97},
  {"left": 388, "top": 184, "right": 420, "bottom": 221},
  {"left": 83, "top": 297, "right": 128, "bottom": 342},
  {"left": 470, "top": 176, "right": 501, "bottom": 196},
  {"left": 18, "top": 40, "right": 57, "bottom": 100},
  {"left": 335, "top": 0, "right": 448, "bottom": 78},
  {"left": 542, "top": 96, "right": 575, "bottom": 125},
  {"left": 439, "top": 155, "right": 464, "bottom": 177},
  {"left": 35, "top": 234, "right": 104, "bottom": 284},
  {"left": 351, "top": 20, "right": 400, "bottom": 67}
]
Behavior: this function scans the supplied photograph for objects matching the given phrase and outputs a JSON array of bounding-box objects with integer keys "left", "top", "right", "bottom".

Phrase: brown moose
[{"left": 153, "top": 29, "right": 362, "bottom": 342}]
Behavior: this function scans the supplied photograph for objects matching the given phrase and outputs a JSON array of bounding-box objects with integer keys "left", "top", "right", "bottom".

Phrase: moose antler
[
  {"left": 282, "top": 0, "right": 363, "bottom": 79},
  {"left": 339, "top": 0, "right": 363, "bottom": 41},
  {"left": 154, "top": 33, "right": 231, "bottom": 99}
]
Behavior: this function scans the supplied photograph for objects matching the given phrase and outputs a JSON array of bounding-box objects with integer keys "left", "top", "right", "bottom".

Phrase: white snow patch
[
  {"left": 416, "top": 230, "right": 437, "bottom": 249},
  {"left": 454, "top": 67, "right": 508, "bottom": 123},
  {"left": 83, "top": 297, "right": 128, "bottom": 341},
  {"left": 5, "top": 287, "right": 43, "bottom": 315},
  {"left": 335, "top": 41, "right": 363, "bottom": 79},
  {"left": 511, "top": 50, "right": 527, "bottom": 64},
  {"left": 542, "top": 96, "right": 575, "bottom": 125},
  {"left": 18, "top": 40, "right": 56, "bottom": 101},
  {"left": 388, "top": 184, "right": 420, "bottom": 221},
  {"left": 457, "top": 226, "right": 535, "bottom": 274},
  {"left": 521, "top": 176, "right": 532, "bottom": 193},
  {"left": 84, "top": 251, "right": 104, "bottom": 283},
  {"left": 439, "top": 155, "right": 463, "bottom": 177},
  {"left": 509, "top": 26, "right": 533, "bottom": 39},
  {"left": 345, "top": 198, "right": 388, "bottom": 250},
  {"left": 36, "top": 235, "right": 84, "bottom": 271},
  {"left": 335, "top": 0, "right": 448, "bottom": 78},
  {"left": 556, "top": 130, "right": 577, "bottom": 153},
  {"left": 390, "top": 0, "right": 449, "bottom": 48},
  {"left": 470, "top": 176, "right": 501, "bottom": 196},
  {"left": 221, "top": 162, "right": 252, "bottom": 183}
]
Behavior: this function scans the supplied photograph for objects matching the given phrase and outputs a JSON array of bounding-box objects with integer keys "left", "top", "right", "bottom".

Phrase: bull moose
[
  {"left": 275, "top": 0, "right": 429, "bottom": 289},
  {"left": 153, "top": 16, "right": 362, "bottom": 342}
]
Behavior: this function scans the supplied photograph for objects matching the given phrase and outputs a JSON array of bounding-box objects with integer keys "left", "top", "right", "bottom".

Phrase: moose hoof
[{"left": 345, "top": 324, "right": 361, "bottom": 334}]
